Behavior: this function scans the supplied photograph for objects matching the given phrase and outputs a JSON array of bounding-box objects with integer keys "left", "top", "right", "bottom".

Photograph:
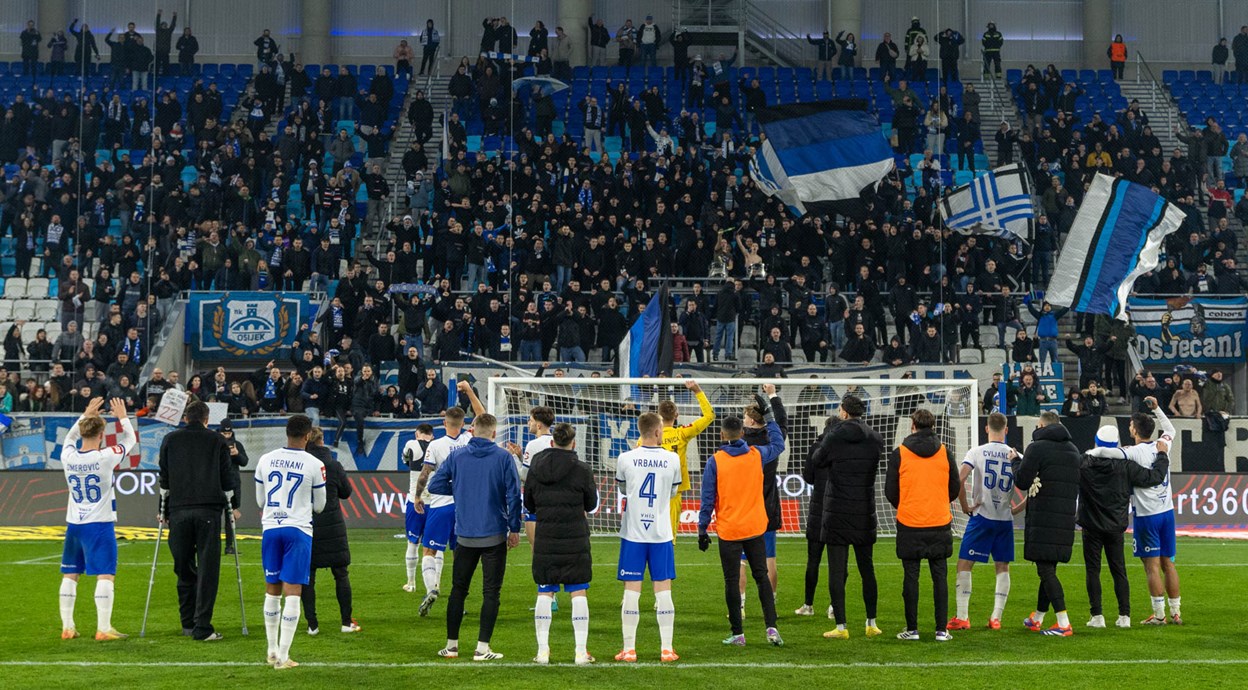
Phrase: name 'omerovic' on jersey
[
  {"left": 255, "top": 447, "right": 326, "bottom": 537},
  {"left": 616, "top": 445, "right": 682, "bottom": 543},
  {"left": 423, "top": 431, "right": 471, "bottom": 508},
  {"left": 403, "top": 439, "right": 429, "bottom": 503},
  {"left": 62, "top": 417, "right": 136, "bottom": 525},
  {"left": 962, "top": 441, "right": 1016, "bottom": 522}
]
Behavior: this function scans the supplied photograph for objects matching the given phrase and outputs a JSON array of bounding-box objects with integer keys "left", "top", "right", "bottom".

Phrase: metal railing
[
  {"left": 741, "top": 1, "right": 808, "bottom": 67},
  {"left": 1134, "top": 52, "right": 1180, "bottom": 137}
]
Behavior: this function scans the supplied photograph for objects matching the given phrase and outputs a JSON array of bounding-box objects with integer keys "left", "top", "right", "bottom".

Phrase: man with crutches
[{"left": 157, "top": 400, "right": 234, "bottom": 641}]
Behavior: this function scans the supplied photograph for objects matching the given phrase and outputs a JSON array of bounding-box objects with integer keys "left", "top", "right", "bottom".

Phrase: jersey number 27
[{"left": 266, "top": 471, "right": 305, "bottom": 509}]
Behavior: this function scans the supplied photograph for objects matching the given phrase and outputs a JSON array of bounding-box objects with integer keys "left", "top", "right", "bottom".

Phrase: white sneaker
[
  {"left": 1116, "top": 615, "right": 1132, "bottom": 628},
  {"left": 935, "top": 630, "right": 953, "bottom": 642},
  {"left": 307, "top": 627, "right": 319, "bottom": 636},
  {"left": 473, "top": 648, "right": 504, "bottom": 661},
  {"left": 403, "top": 583, "right": 417, "bottom": 592},
  {"left": 341, "top": 621, "right": 361, "bottom": 633},
  {"left": 574, "top": 652, "right": 596, "bottom": 665},
  {"left": 896, "top": 630, "right": 920, "bottom": 641},
  {"left": 533, "top": 651, "right": 549, "bottom": 665},
  {"left": 1087, "top": 615, "right": 1106, "bottom": 628},
  {"left": 794, "top": 604, "right": 814, "bottom": 616},
  {"left": 827, "top": 605, "right": 835, "bottom": 619}
]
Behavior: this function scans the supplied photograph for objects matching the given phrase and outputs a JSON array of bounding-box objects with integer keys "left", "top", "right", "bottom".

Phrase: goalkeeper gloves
[
  {"left": 698, "top": 532, "right": 712, "bottom": 552},
  {"left": 1027, "top": 477, "right": 1042, "bottom": 498},
  {"left": 754, "top": 393, "right": 773, "bottom": 423}
]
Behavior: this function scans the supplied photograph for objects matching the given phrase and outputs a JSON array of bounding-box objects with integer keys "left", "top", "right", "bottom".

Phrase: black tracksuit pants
[
  {"left": 167, "top": 508, "right": 222, "bottom": 639},
  {"left": 1035, "top": 560, "right": 1067, "bottom": 613},
  {"left": 718, "top": 535, "right": 776, "bottom": 635},
  {"left": 446, "top": 541, "right": 507, "bottom": 644},
  {"left": 902, "top": 557, "right": 948, "bottom": 632},
  {"left": 829, "top": 543, "right": 878, "bottom": 625},
  {"left": 305, "top": 566, "right": 354, "bottom": 629},
  {"left": 1083, "top": 529, "right": 1130, "bottom": 616}
]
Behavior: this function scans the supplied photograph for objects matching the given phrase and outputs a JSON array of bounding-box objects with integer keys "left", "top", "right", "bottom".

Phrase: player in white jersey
[
  {"left": 1086, "top": 396, "right": 1181, "bottom": 625},
  {"left": 255, "top": 415, "right": 326, "bottom": 670},
  {"left": 411, "top": 380, "right": 484, "bottom": 616},
  {"left": 58, "top": 398, "right": 135, "bottom": 641},
  {"left": 402, "top": 423, "right": 435, "bottom": 592},
  {"left": 948, "top": 412, "right": 1027, "bottom": 631},
  {"left": 515, "top": 406, "right": 555, "bottom": 548},
  {"left": 613, "top": 412, "right": 682, "bottom": 663}
]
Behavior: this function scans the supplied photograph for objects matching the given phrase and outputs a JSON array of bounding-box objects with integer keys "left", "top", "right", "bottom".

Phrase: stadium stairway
[{"left": 960, "top": 75, "right": 1022, "bottom": 166}]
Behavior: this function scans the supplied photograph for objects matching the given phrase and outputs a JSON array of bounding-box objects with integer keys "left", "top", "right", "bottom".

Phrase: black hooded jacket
[
  {"left": 524, "top": 447, "right": 597, "bottom": 586},
  {"left": 1015, "top": 422, "right": 1081, "bottom": 563},
  {"left": 1078, "top": 450, "right": 1170, "bottom": 534},
  {"left": 809, "top": 417, "right": 885, "bottom": 545}
]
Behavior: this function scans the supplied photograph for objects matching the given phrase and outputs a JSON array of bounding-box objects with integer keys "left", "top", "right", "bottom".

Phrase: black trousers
[
  {"left": 305, "top": 566, "right": 353, "bottom": 629},
  {"left": 446, "top": 541, "right": 507, "bottom": 644},
  {"left": 802, "top": 538, "right": 830, "bottom": 607},
  {"left": 718, "top": 535, "right": 776, "bottom": 635},
  {"left": 902, "top": 557, "right": 948, "bottom": 632},
  {"left": 167, "top": 508, "right": 222, "bottom": 639},
  {"left": 1035, "top": 560, "right": 1067, "bottom": 613},
  {"left": 1084, "top": 529, "right": 1129, "bottom": 616},
  {"left": 829, "top": 543, "right": 878, "bottom": 625}
]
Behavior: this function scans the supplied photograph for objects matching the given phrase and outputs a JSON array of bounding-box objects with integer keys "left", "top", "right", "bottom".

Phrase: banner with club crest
[
  {"left": 1126, "top": 295, "right": 1248, "bottom": 364},
  {"left": 185, "top": 292, "right": 314, "bottom": 358}
]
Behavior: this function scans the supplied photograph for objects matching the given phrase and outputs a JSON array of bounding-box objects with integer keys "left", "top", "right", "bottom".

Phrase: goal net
[{"left": 486, "top": 376, "right": 978, "bottom": 538}]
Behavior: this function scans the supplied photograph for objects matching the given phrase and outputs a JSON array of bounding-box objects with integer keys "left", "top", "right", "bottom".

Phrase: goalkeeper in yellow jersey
[{"left": 653, "top": 380, "right": 716, "bottom": 536}]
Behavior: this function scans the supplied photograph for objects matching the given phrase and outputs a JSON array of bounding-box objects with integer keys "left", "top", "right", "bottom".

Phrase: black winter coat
[
  {"left": 1078, "top": 451, "right": 1170, "bottom": 534},
  {"left": 810, "top": 417, "right": 885, "bottom": 545},
  {"left": 309, "top": 444, "right": 353, "bottom": 569},
  {"left": 524, "top": 447, "right": 597, "bottom": 586},
  {"left": 1015, "top": 423, "right": 1081, "bottom": 562}
]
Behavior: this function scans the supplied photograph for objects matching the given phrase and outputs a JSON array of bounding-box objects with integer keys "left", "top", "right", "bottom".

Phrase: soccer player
[
  {"left": 699, "top": 400, "right": 787, "bottom": 647},
  {"left": 256, "top": 415, "right": 327, "bottom": 669},
  {"left": 656, "top": 380, "right": 715, "bottom": 535},
  {"left": 948, "top": 412, "right": 1027, "bottom": 632},
  {"left": 1079, "top": 425, "right": 1171, "bottom": 628},
  {"left": 524, "top": 423, "right": 598, "bottom": 665},
  {"left": 402, "top": 423, "right": 435, "bottom": 592},
  {"left": 1016, "top": 411, "right": 1082, "bottom": 637},
  {"left": 58, "top": 397, "right": 134, "bottom": 641},
  {"left": 615, "top": 412, "right": 682, "bottom": 663},
  {"left": 738, "top": 384, "right": 784, "bottom": 617},
  {"left": 1085, "top": 396, "right": 1181, "bottom": 625},
  {"left": 519, "top": 406, "right": 556, "bottom": 548},
  {"left": 412, "top": 381, "right": 484, "bottom": 616}
]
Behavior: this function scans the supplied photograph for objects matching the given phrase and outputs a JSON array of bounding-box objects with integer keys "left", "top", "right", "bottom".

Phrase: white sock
[
  {"left": 955, "top": 570, "right": 972, "bottom": 620},
  {"left": 1167, "top": 596, "right": 1181, "bottom": 616},
  {"left": 571, "top": 596, "right": 589, "bottom": 655},
  {"left": 405, "top": 543, "right": 420, "bottom": 584},
  {"left": 1031, "top": 610, "right": 1046, "bottom": 626},
  {"left": 264, "top": 594, "right": 281, "bottom": 656},
  {"left": 534, "top": 595, "right": 552, "bottom": 654},
  {"left": 866, "top": 617, "right": 877, "bottom": 628},
  {"left": 992, "top": 572, "right": 1010, "bottom": 621},
  {"left": 837, "top": 623, "right": 846, "bottom": 631},
  {"left": 445, "top": 638, "right": 458, "bottom": 651},
  {"left": 422, "top": 555, "right": 439, "bottom": 593},
  {"left": 621, "top": 589, "right": 641, "bottom": 650},
  {"left": 94, "top": 579, "right": 114, "bottom": 632},
  {"left": 277, "top": 596, "right": 301, "bottom": 663},
  {"left": 654, "top": 590, "right": 675, "bottom": 652},
  {"left": 1151, "top": 596, "right": 1165, "bottom": 618},
  {"left": 434, "top": 552, "right": 445, "bottom": 585},
  {"left": 475, "top": 640, "right": 491, "bottom": 654},
  {"left": 59, "top": 578, "right": 77, "bottom": 631},
  {"left": 1056, "top": 610, "right": 1070, "bottom": 628}
]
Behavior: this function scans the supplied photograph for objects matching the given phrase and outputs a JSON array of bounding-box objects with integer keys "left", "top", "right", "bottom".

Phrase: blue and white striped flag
[
  {"left": 750, "top": 100, "right": 894, "bottom": 217},
  {"left": 1047, "top": 173, "right": 1187, "bottom": 321},
  {"left": 938, "top": 163, "right": 1035, "bottom": 238}
]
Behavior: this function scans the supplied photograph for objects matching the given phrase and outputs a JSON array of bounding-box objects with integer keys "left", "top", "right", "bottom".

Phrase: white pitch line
[
  {"left": 12, "top": 553, "right": 63, "bottom": 565},
  {"left": 0, "top": 659, "right": 1246, "bottom": 670},
  {"left": 5, "top": 560, "right": 1248, "bottom": 568}
]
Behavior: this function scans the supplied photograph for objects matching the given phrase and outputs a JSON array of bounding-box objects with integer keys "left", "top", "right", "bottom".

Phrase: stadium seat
[
  {"left": 0, "top": 301, "right": 12, "bottom": 321},
  {"left": 26, "top": 277, "right": 49, "bottom": 298},
  {"left": 34, "top": 301, "right": 58, "bottom": 322},
  {"left": 11, "top": 300, "right": 36, "bottom": 321},
  {"left": 3, "top": 278, "right": 26, "bottom": 299}
]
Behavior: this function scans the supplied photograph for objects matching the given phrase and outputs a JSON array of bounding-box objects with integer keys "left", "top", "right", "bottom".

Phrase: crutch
[
  {"left": 140, "top": 496, "right": 165, "bottom": 638},
  {"left": 227, "top": 506, "right": 249, "bottom": 636}
]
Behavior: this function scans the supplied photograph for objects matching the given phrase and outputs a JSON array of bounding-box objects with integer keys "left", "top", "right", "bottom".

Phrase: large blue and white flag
[
  {"left": 1047, "top": 173, "right": 1187, "bottom": 321},
  {"left": 939, "top": 163, "right": 1035, "bottom": 238},
  {"left": 618, "top": 284, "right": 673, "bottom": 378},
  {"left": 750, "top": 100, "right": 894, "bottom": 217}
]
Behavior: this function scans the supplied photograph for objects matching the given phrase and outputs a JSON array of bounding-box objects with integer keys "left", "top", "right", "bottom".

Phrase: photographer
[{"left": 219, "top": 420, "right": 249, "bottom": 556}]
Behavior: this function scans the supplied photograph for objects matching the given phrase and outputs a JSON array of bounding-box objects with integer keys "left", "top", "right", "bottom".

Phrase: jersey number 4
[
  {"left": 638, "top": 472, "right": 658, "bottom": 508},
  {"left": 68, "top": 475, "right": 102, "bottom": 504},
  {"left": 983, "top": 458, "right": 1014, "bottom": 492},
  {"left": 266, "top": 471, "right": 305, "bottom": 509}
]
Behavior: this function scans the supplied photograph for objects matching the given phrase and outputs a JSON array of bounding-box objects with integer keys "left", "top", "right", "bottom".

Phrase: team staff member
[
  {"left": 304, "top": 428, "right": 358, "bottom": 635},
  {"left": 698, "top": 400, "right": 787, "bottom": 648},
  {"left": 886, "top": 409, "right": 959, "bottom": 641},
  {"left": 738, "top": 384, "right": 785, "bottom": 616},
  {"left": 1017, "top": 411, "right": 1082, "bottom": 637},
  {"left": 158, "top": 400, "right": 234, "bottom": 641},
  {"left": 656, "top": 380, "right": 715, "bottom": 535},
  {"left": 220, "top": 420, "right": 248, "bottom": 556}
]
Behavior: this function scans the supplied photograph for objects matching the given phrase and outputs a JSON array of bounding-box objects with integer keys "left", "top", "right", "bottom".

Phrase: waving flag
[
  {"left": 1047, "top": 173, "right": 1186, "bottom": 321},
  {"left": 939, "top": 163, "right": 1035, "bottom": 238},
  {"left": 750, "top": 100, "right": 893, "bottom": 217},
  {"left": 619, "top": 284, "right": 673, "bottom": 378}
]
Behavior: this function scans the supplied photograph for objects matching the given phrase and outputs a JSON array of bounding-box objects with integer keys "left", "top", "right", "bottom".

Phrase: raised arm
[
  {"left": 456, "top": 380, "right": 485, "bottom": 416},
  {"left": 65, "top": 397, "right": 104, "bottom": 447},
  {"left": 755, "top": 419, "right": 786, "bottom": 465},
  {"left": 680, "top": 381, "right": 716, "bottom": 439}
]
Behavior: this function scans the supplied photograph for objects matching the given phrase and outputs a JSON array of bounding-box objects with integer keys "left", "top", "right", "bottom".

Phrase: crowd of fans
[{"left": 0, "top": 12, "right": 1245, "bottom": 423}]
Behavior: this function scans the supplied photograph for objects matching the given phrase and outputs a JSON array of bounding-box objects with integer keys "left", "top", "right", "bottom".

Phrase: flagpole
[{"left": 936, "top": 1, "right": 945, "bottom": 365}]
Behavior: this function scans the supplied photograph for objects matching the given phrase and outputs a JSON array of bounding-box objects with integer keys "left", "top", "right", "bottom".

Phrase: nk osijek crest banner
[{"left": 186, "top": 292, "right": 312, "bottom": 358}]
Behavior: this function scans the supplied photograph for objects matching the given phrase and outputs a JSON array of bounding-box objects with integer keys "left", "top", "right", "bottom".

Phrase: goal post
[{"left": 486, "top": 376, "right": 978, "bottom": 538}]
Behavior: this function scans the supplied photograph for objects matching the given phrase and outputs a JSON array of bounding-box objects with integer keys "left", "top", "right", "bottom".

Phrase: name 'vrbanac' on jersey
[
  {"left": 255, "top": 447, "right": 326, "bottom": 537},
  {"left": 616, "top": 445, "right": 682, "bottom": 543},
  {"left": 962, "top": 441, "right": 1016, "bottom": 522},
  {"left": 403, "top": 439, "right": 429, "bottom": 503},
  {"left": 521, "top": 434, "right": 553, "bottom": 479},
  {"left": 62, "top": 418, "right": 136, "bottom": 525},
  {"left": 423, "top": 431, "right": 471, "bottom": 508}
]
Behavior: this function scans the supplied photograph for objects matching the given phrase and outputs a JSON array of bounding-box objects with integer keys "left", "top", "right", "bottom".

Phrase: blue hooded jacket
[{"left": 428, "top": 436, "right": 522, "bottom": 539}]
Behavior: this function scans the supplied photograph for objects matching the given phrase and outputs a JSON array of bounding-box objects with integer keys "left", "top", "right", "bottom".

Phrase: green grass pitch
[{"left": 3, "top": 531, "right": 1247, "bottom": 688}]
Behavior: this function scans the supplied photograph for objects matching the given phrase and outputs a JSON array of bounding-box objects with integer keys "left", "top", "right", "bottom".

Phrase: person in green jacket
[
  {"left": 1011, "top": 370, "right": 1048, "bottom": 416},
  {"left": 1201, "top": 369, "right": 1234, "bottom": 415}
]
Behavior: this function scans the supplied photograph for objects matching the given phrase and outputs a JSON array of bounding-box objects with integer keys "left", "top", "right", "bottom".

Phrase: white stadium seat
[{"left": 3, "top": 278, "right": 26, "bottom": 299}]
